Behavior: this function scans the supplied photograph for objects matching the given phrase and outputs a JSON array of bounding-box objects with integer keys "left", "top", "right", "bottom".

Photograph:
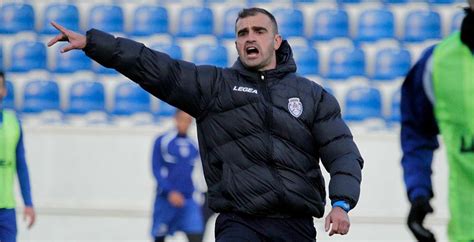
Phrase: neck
[{"left": 461, "top": 8, "right": 474, "bottom": 53}]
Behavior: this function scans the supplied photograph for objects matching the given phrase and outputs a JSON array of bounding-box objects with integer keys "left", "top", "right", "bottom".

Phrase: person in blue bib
[
  {"left": 400, "top": 1, "right": 474, "bottom": 241},
  {"left": 0, "top": 71, "right": 36, "bottom": 242},
  {"left": 151, "top": 110, "right": 204, "bottom": 242}
]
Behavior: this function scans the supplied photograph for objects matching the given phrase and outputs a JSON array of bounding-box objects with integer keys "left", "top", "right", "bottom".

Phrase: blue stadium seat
[
  {"left": 428, "top": 0, "right": 454, "bottom": 3},
  {"left": 338, "top": 0, "right": 362, "bottom": 3},
  {"left": 193, "top": 45, "right": 228, "bottom": 67},
  {"left": 221, "top": 8, "right": 241, "bottom": 39},
  {"left": 373, "top": 48, "right": 411, "bottom": 80},
  {"left": 357, "top": 9, "right": 394, "bottom": 42},
  {"left": 247, "top": 0, "right": 274, "bottom": 4},
  {"left": 22, "top": 80, "right": 60, "bottom": 113},
  {"left": 404, "top": 10, "right": 441, "bottom": 42},
  {"left": 451, "top": 11, "right": 465, "bottom": 33},
  {"left": 0, "top": 3, "right": 35, "bottom": 34},
  {"left": 92, "top": 61, "right": 116, "bottom": 75},
  {"left": 177, "top": 7, "right": 213, "bottom": 37},
  {"left": 53, "top": 44, "right": 91, "bottom": 73},
  {"left": 112, "top": 82, "right": 151, "bottom": 115},
  {"left": 67, "top": 81, "right": 105, "bottom": 114},
  {"left": 311, "top": 9, "right": 349, "bottom": 41},
  {"left": 382, "top": 0, "right": 408, "bottom": 3},
  {"left": 152, "top": 44, "right": 182, "bottom": 59},
  {"left": 131, "top": 6, "right": 168, "bottom": 36},
  {"left": 326, "top": 47, "right": 365, "bottom": 79},
  {"left": 9, "top": 41, "right": 47, "bottom": 72},
  {"left": 4, "top": 81, "right": 15, "bottom": 110},
  {"left": 388, "top": 88, "right": 401, "bottom": 122},
  {"left": 89, "top": 5, "right": 124, "bottom": 33},
  {"left": 344, "top": 86, "right": 382, "bottom": 121},
  {"left": 273, "top": 8, "right": 304, "bottom": 38},
  {"left": 292, "top": 46, "right": 319, "bottom": 75},
  {"left": 41, "top": 3, "right": 79, "bottom": 34},
  {"left": 157, "top": 100, "right": 176, "bottom": 117}
]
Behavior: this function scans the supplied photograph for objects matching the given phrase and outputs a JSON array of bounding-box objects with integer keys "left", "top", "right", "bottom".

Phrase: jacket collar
[{"left": 231, "top": 40, "right": 297, "bottom": 82}]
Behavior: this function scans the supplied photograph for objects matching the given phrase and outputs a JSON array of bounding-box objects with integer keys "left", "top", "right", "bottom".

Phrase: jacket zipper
[{"left": 258, "top": 73, "right": 286, "bottom": 205}]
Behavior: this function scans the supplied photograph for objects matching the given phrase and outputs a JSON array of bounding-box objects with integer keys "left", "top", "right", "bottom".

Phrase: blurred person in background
[
  {"left": 151, "top": 110, "right": 204, "bottom": 242},
  {"left": 48, "top": 7, "right": 363, "bottom": 241},
  {"left": 0, "top": 71, "right": 36, "bottom": 242},
  {"left": 400, "top": 1, "right": 474, "bottom": 241}
]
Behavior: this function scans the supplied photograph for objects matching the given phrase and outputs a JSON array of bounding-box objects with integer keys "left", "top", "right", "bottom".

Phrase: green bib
[
  {"left": 432, "top": 32, "right": 474, "bottom": 242},
  {"left": 0, "top": 110, "right": 21, "bottom": 208}
]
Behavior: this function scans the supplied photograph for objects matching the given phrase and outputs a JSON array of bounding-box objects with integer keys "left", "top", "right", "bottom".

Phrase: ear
[{"left": 273, "top": 34, "right": 282, "bottom": 50}]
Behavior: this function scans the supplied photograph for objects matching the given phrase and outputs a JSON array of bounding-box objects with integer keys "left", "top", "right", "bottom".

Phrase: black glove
[{"left": 407, "top": 197, "right": 436, "bottom": 242}]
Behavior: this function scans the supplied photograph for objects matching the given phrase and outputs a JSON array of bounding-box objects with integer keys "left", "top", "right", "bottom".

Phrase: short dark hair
[
  {"left": 235, "top": 8, "right": 279, "bottom": 34},
  {"left": 0, "top": 71, "right": 4, "bottom": 87}
]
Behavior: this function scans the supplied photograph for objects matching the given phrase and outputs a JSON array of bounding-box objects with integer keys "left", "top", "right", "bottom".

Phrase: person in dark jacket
[
  {"left": 401, "top": 2, "right": 474, "bottom": 241},
  {"left": 47, "top": 7, "right": 364, "bottom": 241}
]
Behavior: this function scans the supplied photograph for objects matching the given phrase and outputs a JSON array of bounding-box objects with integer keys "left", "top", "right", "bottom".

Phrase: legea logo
[{"left": 233, "top": 86, "right": 258, "bottom": 94}]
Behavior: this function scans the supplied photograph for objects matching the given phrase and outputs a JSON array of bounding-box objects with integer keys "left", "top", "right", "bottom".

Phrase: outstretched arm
[{"left": 47, "top": 22, "right": 217, "bottom": 118}]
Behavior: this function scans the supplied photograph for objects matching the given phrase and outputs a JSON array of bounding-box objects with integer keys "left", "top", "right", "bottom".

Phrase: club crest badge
[{"left": 288, "top": 97, "right": 303, "bottom": 118}]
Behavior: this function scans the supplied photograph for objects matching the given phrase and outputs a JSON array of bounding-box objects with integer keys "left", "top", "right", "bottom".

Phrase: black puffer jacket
[{"left": 84, "top": 29, "right": 364, "bottom": 218}]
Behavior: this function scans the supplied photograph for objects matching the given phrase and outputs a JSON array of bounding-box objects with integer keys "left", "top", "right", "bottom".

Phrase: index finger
[
  {"left": 47, "top": 33, "right": 66, "bottom": 47},
  {"left": 50, "top": 21, "right": 69, "bottom": 34}
]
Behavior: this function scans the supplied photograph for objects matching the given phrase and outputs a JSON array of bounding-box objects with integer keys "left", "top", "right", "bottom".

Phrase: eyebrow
[{"left": 237, "top": 26, "right": 268, "bottom": 36}]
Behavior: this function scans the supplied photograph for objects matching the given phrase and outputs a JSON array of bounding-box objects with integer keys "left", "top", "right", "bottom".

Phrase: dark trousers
[{"left": 215, "top": 212, "right": 316, "bottom": 242}]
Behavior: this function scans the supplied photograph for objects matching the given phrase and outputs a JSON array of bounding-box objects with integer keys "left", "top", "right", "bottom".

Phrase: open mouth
[{"left": 246, "top": 46, "right": 259, "bottom": 57}]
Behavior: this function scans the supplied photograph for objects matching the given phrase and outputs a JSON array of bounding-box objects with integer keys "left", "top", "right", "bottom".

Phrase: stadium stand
[
  {"left": 40, "top": 3, "right": 79, "bottom": 35},
  {"left": 152, "top": 44, "right": 183, "bottom": 60},
  {"left": 88, "top": 5, "right": 124, "bottom": 33},
  {"left": 52, "top": 44, "right": 91, "bottom": 73},
  {"left": 176, "top": 7, "right": 214, "bottom": 37},
  {"left": 193, "top": 44, "right": 228, "bottom": 67},
  {"left": 326, "top": 47, "right": 365, "bottom": 79},
  {"left": 343, "top": 86, "right": 382, "bottom": 121},
  {"left": 273, "top": 8, "right": 304, "bottom": 38},
  {"left": 292, "top": 45, "right": 319, "bottom": 75},
  {"left": 372, "top": 48, "right": 411, "bottom": 80},
  {"left": 112, "top": 82, "right": 151, "bottom": 116},
  {"left": 67, "top": 81, "right": 105, "bottom": 114},
  {"left": 310, "top": 9, "right": 349, "bottom": 40},
  {"left": 130, "top": 6, "right": 168, "bottom": 36},
  {"left": 22, "top": 80, "right": 60, "bottom": 113},
  {"left": 356, "top": 9, "right": 395, "bottom": 42},
  {"left": 2, "top": 0, "right": 464, "bottom": 125},
  {"left": 404, "top": 10, "right": 441, "bottom": 42},
  {"left": 9, "top": 41, "right": 47, "bottom": 72},
  {"left": 0, "top": 3, "right": 35, "bottom": 34}
]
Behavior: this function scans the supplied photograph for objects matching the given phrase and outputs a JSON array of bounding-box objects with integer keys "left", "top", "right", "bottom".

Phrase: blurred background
[{"left": 0, "top": 0, "right": 461, "bottom": 240}]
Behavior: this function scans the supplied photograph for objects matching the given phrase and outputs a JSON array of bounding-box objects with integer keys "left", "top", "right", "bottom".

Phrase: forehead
[{"left": 236, "top": 12, "right": 273, "bottom": 31}]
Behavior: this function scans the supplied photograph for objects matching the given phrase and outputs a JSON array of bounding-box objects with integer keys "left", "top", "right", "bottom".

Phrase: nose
[{"left": 246, "top": 31, "right": 258, "bottom": 42}]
